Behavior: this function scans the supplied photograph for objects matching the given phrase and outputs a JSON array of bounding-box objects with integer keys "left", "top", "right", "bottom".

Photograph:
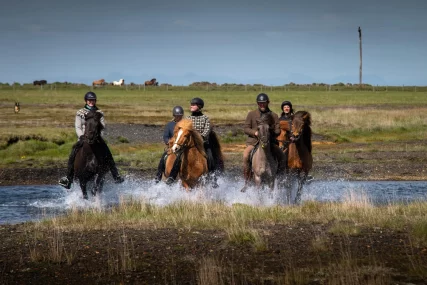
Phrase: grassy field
[{"left": 1, "top": 87, "right": 427, "bottom": 168}]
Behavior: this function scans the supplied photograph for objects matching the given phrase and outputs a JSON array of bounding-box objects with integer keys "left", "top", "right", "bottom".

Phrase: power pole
[{"left": 358, "top": 27, "right": 362, "bottom": 88}]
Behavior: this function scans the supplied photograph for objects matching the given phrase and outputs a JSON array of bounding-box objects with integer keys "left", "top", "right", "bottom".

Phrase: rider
[
  {"left": 154, "top": 106, "right": 184, "bottom": 183},
  {"left": 241, "top": 93, "right": 286, "bottom": 192},
  {"left": 165, "top": 97, "right": 218, "bottom": 187},
  {"left": 278, "top": 100, "right": 294, "bottom": 172},
  {"left": 58, "top": 91, "right": 124, "bottom": 189}
]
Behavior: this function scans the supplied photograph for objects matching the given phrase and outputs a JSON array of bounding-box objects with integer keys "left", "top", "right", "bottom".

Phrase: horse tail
[{"left": 209, "top": 130, "right": 224, "bottom": 173}]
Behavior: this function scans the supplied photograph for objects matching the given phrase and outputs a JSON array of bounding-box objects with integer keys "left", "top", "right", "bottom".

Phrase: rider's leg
[
  {"left": 154, "top": 151, "right": 167, "bottom": 183},
  {"left": 240, "top": 145, "right": 254, "bottom": 192},
  {"left": 165, "top": 152, "right": 182, "bottom": 185},
  {"left": 59, "top": 141, "right": 81, "bottom": 189},
  {"left": 203, "top": 141, "right": 219, "bottom": 188},
  {"left": 99, "top": 140, "right": 124, "bottom": 183}
]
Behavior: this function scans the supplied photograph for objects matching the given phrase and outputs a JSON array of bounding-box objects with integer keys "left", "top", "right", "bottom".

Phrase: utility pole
[{"left": 358, "top": 26, "right": 362, "bottom": 88}]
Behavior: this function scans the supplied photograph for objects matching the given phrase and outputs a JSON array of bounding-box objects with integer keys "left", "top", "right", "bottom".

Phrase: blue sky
[{"left": 1, "top": 0, "right": 427, "bottom": 86}]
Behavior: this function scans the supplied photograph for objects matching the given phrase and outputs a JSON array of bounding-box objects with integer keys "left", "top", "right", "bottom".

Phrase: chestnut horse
[
  {"left": 251, "top": 113, "right": 278, "bottom": 191},
  {"left": 74, "top": 111, "right": 109, "bottom": 199},
  {"left": 165, "top": 119, "right": 208, "bottom": 190},
  {"left": 144, "top": 78, "right": 159, "bottom": 86},
  {"left": 92, "top": 79, "right": 106, "bottom": 86},
  {"left": 277, "top": 111, "right": 312, "bottom": 204}
]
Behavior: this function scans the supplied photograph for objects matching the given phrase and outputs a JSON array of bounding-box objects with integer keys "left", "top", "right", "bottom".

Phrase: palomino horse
[
  {"left": 14, "top": 102, "right": 20, "bottom": 114},
  {"left": 251, "top": 114, "right": 278, "bottom": 191},
  {"left": 144, "top": 78, "right": 159, "bottom": 86},
  {"left": 277, "top": 111, "right": 313, "bottom": 204},
  {"left": 74, "top": 111, "right": 109, "bottom": 199},
  {"left": 92, "top": 79, "right": 106, "bottom": 86},
  {"left": 165, "top": 119, "right": 208, "bottom": 190},
  {"left": 113, "top": 79, "right": 125, "bottom": 86}
]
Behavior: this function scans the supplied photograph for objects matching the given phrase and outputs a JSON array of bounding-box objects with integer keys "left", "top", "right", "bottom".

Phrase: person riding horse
[
  {"left": 58, "top": 92, "right": 124, "bottom": 189},
  {"left": 165, "top": 97, "right": 219, "bottom": 188},
  {"left": 240, "top": 93, "right": 286, "bottom": 192},
  {"left": 278, "top": 100, "right": 294, "bottom": 170},
  {"left": 154, "top": 106, "right": 184, "bottom": 183}
]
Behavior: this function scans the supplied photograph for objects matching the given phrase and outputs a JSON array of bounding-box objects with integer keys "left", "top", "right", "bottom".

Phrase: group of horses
[
  {"left": 92, "top": 79, "right": 125, "bottom": 86},
  {"left": 73, "top": 109, "right": 312, "bottom": 204}
]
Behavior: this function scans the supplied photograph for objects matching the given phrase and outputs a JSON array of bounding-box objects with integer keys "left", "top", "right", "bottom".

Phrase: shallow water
[{"left": 0, "top": 176, "right": 426, "bottom": 225}]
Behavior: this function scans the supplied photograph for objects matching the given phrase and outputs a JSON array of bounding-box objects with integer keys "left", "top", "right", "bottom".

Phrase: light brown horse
[
  {"left": 144, "top": 78, "right": 158, "bottom": 86},
  {"left": 165, "top": 119, "right": 208, "bottom": 190},
  {"left": 277, "top": 111, "right": 312, "bottom": 204},
  {"left": 251, "top": 114, "right": 278, "bottom": 191},
  {"left": 92, "top": 79, "right": 106, "bottom": 86}
]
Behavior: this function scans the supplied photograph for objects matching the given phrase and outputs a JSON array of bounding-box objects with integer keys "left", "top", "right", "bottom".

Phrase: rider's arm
[
  {"left": 200, "top": 116, "right": 211, "bottom": 140},
  {"left": 243, "top": 111, "right": 257, "bottom": 137},
  {"left": 75, "top": 114, "right": 84, "bottom": 138},
  {"left": 272, "top": 113, "right": 281, "bottom": 136}
]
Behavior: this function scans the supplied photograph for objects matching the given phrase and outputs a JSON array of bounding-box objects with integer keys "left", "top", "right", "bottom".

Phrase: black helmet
[
  {"left": 84, "top": 92, "right": 97, "bottom": 101},
  {"left": 256, "top": 93, "right": 269, "bottom": 103},
  {"left": 190, "top": 97, "right": 204, "bottom": 109},
  {"left": 281, "top": 100, "right": 293, "bottom": 113},
  {"left": 172, "top": 106, "right": 184, "bottom": 116}
]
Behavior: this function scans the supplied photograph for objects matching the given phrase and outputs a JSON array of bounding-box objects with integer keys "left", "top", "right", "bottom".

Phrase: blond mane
[{"left": 175, "top": 119, "right": 206, "bottom": 157}]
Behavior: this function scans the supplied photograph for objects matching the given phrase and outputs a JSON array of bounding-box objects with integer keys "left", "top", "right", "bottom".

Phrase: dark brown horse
[
  {"left": 144, "top": 78, "right": 159, "bottom": 86},
  {"left": 165, "top": 119, "right": 208, "bottom": 190},
  {"left": 74, "top": 111, "right": 109, "bottom": 199},
  {"left": 277, "top": 111, "right": 312, "bottom": 204}
]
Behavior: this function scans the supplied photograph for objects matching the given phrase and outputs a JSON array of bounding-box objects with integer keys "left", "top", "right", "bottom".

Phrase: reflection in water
[{"left": 1, "top": 177, "right": 426, "bottom": 225}]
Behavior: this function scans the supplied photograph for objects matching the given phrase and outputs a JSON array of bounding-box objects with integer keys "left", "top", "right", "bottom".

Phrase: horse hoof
[{"left": 240, "top": 185, "right": 248, "bottom": 193}]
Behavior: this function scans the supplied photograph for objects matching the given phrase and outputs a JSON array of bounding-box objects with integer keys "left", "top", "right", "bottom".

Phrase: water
[{"left": 1, "top": 177, "right": 426, "bottom": 225}]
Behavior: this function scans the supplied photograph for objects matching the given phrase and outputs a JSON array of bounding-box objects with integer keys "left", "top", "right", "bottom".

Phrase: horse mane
[
  {"left": 175, "top": 119, "right": 206, "bottom": 157},
  {"left": 294, "top": 111, "right": 312, "bottom": 153}
]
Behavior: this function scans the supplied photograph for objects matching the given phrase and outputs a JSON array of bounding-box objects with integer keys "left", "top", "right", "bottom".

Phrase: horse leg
[
  {"left": 294, "top": 171, "right": 307, "bottom": 205},
  {"left": 80, "top": 180, "right": 88, "bottom": 200},
  {"left": 93, "top": 174, "right": 106, "bottom": 196}
]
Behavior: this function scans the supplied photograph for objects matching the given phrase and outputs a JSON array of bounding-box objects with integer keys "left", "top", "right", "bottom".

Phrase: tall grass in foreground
[{"left": 34, "top": 197, "right": 427, "bottom": 246}]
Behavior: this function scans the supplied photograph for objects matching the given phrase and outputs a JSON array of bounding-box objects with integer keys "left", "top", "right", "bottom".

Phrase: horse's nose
[{"left": 172, "top": 144, "right": 179, "bottom": 153}]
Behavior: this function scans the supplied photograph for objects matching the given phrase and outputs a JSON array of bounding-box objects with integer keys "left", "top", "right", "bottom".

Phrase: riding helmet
[
  {"left": 281, "top": 100, "right": 293, "bottom": 113},
  {"left": 190, "top": 97, "right": 204, "bottom": 109},
  {"left": 84, "top": 92, "right": 97, "bottom": 101},
  {"left": 172, "top": 106, "right": 184, "bottom": 116},
  {"left": 256, "top": 93, "right": 269, "bottom": 103}
]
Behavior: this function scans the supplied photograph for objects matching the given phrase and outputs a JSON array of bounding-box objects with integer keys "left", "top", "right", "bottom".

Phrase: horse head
[
  {"left": 84, "top": 111, "right": 104, "bottom": 144},
  {"left": 256, "top": 116, "right": 271, "bottom": 149},
  {"left": 291, "top": 111, "right": 311, "bottom": 143}
]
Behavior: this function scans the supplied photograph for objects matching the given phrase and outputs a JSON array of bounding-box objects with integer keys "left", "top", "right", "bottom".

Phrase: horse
[
  {"left": 33, "top": 80, "right": 47, "bottom": 86},
  {"left": 251, "top": 113, "right": 278, "bottom": 191},
  {"left": 277, "top": 111, "right": 313, "bottom": 204},
  {"left": 113, "top": 79, "right": 125, "bottom": 86},
  {"left": 74, "top": 111, "right": 109, "bottom": 199},
  {"left": 92, "top": 79, "right": 106, "bottom": 87},
  {"left": 164, "top": 119, "right": 208, "bottom": 190},
  {"left": 144, "top": 78, "right": 158, "bottom": 86},
  {"left": 14, "top": 102, "right": 20, "bottom": 114}
]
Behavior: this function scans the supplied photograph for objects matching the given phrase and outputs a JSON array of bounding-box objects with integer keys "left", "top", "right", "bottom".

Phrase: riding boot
[
  {"left": 240, "top": 166, "right": 252, "bottom": 193},
  {"left": 165, "top": 152, "right": 182, "bottom": 185}
]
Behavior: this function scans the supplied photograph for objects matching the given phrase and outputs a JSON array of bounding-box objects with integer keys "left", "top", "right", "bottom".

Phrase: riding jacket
[
  {"left": 75, "top": 105, "right": 105, "bottom": 139},
  {"left": 186, "top": 111, "right": 211, "bottom": 141},
  {"left": 163, "top": 120, "right": 177, "bottom": 145},
  {"left": 244, "top": 108, "right": 280, "bottom": 146}
]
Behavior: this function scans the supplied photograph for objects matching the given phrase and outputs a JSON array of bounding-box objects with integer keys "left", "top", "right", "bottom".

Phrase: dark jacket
[
  {"left": 163, "top": 121, "right": 176, "bottom": 144},
  {"left": 244, "top": 108, "right": 280, "bottom": 146}
]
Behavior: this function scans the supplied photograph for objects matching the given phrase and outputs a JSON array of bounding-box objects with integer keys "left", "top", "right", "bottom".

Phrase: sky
[{"left": 1, "top": 0, "right": 427, "bottom": 86}]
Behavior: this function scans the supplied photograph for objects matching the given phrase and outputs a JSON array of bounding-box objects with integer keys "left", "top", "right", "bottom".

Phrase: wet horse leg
[
  {"left": 294, "top": 170, "right": 307, "bottom": 204},
  {"left": 92, "top": 174, "right": 105, "bottom": 196},
  {"left": 80, "top": 180, "right": 89, "bottom": 200}
]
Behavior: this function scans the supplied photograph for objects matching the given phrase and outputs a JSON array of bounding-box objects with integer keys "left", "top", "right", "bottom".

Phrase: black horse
[{"left": 74, "top": 111, "right": 109, "bottom": 199}]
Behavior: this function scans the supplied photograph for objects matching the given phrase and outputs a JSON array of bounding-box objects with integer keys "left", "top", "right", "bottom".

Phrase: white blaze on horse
[{"left": 112, "top": 79, "right": 125, "bottom": 86}]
